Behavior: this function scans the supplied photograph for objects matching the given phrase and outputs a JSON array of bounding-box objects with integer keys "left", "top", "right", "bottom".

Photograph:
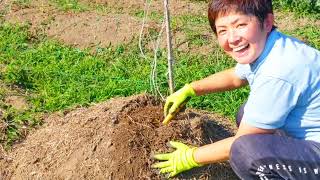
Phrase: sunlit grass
[{"left": 273, "top": 0, "right": 320, "bottom": 19}]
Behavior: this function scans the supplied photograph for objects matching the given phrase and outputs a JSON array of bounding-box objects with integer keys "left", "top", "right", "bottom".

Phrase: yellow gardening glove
[
  {"left": 163, "top": 84, "right": 196, "bottom": 124},
  {"left": 152, "top": 141, "right": 202, "bottom": 178}
]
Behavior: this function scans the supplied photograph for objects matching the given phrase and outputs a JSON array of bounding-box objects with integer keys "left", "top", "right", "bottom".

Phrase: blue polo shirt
[{"left": 235, "top": 29, "right": 320, "bottom": 143}]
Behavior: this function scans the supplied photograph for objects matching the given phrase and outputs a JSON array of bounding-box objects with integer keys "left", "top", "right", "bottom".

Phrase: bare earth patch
[
  {"left": 46, "top": 13, "right": 141, "bottom": 48},
  {"left": 3, "top": 5, "right": 57, "bottom": 32},
  {"left": 78, "top": 0, "right": 207, "bottom": 16},
  {"left": 0, "top": 94, "right": 238, "bottom": 179},
  {"left": 4, "top": 96, "right": 29, "bottom": 111},
  {"left": 275, "top": 11, "right": 320, "bottom": 32},
  {"left": 2, "top": 0, "right": 319, "bottom": 53},
  {"left": 4, "top": 4, "right": 141, "bottom": 48},
  {"left": 3, "top": 0, "right": 214, "bottom": 53}
]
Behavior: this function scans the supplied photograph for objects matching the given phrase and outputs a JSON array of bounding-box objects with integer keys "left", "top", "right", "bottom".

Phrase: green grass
[
  {"left": 49, "top": 0, "right": 125, "bottom": 14},
  {"left": 171, "top": 14, "right": 212, "bottom": 47},
  {"left": 133, "top": 10, "right": 163, "bottom": 21},
  {"left": 0, "top": 23, "right": 247, "bottom": 145},
  {"left": 174, "top": 50, "right": 249, "bottom": 116},
  {"left": 2, "top": 39, "right": 149, "bottom": 111},
  {"left": 288, "top": 24, "right": 320, "bottom": 49},
  {"left": 273, "top": 0, "right": 320, "bottom": 18},
  {"left": 0, "top": 23, "right": 245, "bottom": 114},
  {"left": 49, "top": 0, "right": 88, "bottom": 12},
  {"left": 12, "top": 0, "right": 31, "bottom": 8}
]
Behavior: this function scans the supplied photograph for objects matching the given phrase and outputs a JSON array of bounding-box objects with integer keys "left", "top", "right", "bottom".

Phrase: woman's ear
[{"left": 264, "top": 13, "right": 274, "bottom": 33}]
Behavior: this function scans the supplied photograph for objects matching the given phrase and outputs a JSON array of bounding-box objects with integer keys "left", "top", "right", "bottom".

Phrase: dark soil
[{"left": 0, "top": 94, "right": 238, "bottom": 179}]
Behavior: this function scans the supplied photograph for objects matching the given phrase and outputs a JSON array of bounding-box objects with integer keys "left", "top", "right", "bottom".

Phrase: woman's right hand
[{"left": 163, "top": 84, "right": 196, "bottom": 124}]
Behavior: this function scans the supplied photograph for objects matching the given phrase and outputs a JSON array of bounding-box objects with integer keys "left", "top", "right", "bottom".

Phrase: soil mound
[{"left": 0, "top": 94, "right": 238, "bottom": 179}]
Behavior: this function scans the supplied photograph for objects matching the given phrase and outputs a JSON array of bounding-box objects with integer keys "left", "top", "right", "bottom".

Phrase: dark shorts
[{"left": 231, "top": 103, "right": 320, "bottom": 180}]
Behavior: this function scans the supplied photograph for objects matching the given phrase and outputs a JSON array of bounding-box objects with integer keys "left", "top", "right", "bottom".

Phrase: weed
[
  {"left": 0, "top": 102, "right": 38, "bottom": 146},
  {"left": 50, "top": 0, "right": 88, "bottom": 12},
  {"left": 12, "top": 0, "right": 31, "bottom": 8},
  {"left": 133, "top": 10, "right": 163, "bottom": 21}
]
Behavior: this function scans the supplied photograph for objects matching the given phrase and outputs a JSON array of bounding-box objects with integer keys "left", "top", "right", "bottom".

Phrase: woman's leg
[{"left": 229, "top": 134, "right": 320, "bottom": 180}]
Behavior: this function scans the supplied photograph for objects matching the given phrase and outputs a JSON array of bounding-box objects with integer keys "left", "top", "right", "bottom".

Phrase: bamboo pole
[{"left": 164, "top": 0, "right": 175, "bottom": 94}]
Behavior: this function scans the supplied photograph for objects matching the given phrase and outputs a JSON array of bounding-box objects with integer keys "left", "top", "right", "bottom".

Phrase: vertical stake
[{"left": 164, "top": 0, "right": 174, "bottom": 94}]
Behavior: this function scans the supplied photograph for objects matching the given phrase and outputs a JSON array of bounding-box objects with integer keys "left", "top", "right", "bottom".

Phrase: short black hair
[{"left": 208, "top": 0, "right": 274, "bottom": 34}]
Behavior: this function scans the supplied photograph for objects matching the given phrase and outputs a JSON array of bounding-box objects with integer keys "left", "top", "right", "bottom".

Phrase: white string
[
  {"left": 151, "top": 22, "right": 165, "bottom": 101},
  {"left": 138, "top": 0, "right": 151, "bottom": 59},
  {"left": 139, "top": 0, "right": 166, "bottom": 101}
]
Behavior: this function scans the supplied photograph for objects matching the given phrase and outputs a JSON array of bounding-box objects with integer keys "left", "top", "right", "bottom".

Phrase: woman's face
[{"left": 215, "top": 12, "right": 273, "bottom": 64}]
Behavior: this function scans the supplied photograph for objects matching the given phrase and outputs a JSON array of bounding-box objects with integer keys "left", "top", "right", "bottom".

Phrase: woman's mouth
[
  {"left": 233, "top": 44, "right": 249, "bottom": 52},
  {"left": 232, "top": 44, "right": 249, "bottom": 58}
]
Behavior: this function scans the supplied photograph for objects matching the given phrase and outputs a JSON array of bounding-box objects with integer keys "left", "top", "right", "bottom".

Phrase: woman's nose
[{"left": 228, "top": 30, "right": 241, "bottom": 44}]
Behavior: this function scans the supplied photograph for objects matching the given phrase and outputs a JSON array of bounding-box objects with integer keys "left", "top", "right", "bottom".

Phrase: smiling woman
[
  {"left": 214, "top": 13, "right": 273, "bottom": 64},
  {"left": 152, "top": 0, "right": 320, "bottom": 179},
  {"left": 208, "top": 0, "right": 275, "bottom": 64}
]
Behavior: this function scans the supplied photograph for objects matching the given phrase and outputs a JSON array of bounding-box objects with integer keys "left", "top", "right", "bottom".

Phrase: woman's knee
[
  {"left": 230, "top": 134, "right": 257, "bottom": 165},
  {"left": 229, "top": 134, "right": 262, "bottom": 178}
]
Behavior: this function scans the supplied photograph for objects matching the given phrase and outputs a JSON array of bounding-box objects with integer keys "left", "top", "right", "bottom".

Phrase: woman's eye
[
  {"left": 237, "top": 24, "right": 246, "bottom": 28},
  {"left": 218, "top": 30, "right": 226, "bottom": 35}
]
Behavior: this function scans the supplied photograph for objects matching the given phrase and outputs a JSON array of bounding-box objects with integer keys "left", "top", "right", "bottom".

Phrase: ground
[
  {"left": 0, "top": 94, "right": 238, "bottom": 179},
  {"left": 0, "top": 0, "right": 318, "bottom": 179},
  {"left": 1, "top": 0, "right": 210, "bottom": 50}
]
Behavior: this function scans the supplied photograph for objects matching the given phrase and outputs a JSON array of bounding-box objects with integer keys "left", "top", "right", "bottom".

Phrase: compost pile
[{"left": 0, "top": 94, "right": 238, "bottom": 179}]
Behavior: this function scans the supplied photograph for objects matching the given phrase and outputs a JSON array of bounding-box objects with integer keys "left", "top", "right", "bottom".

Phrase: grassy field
[{"left": 0, "top": 0, "right": 319, "bottom": 146}]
